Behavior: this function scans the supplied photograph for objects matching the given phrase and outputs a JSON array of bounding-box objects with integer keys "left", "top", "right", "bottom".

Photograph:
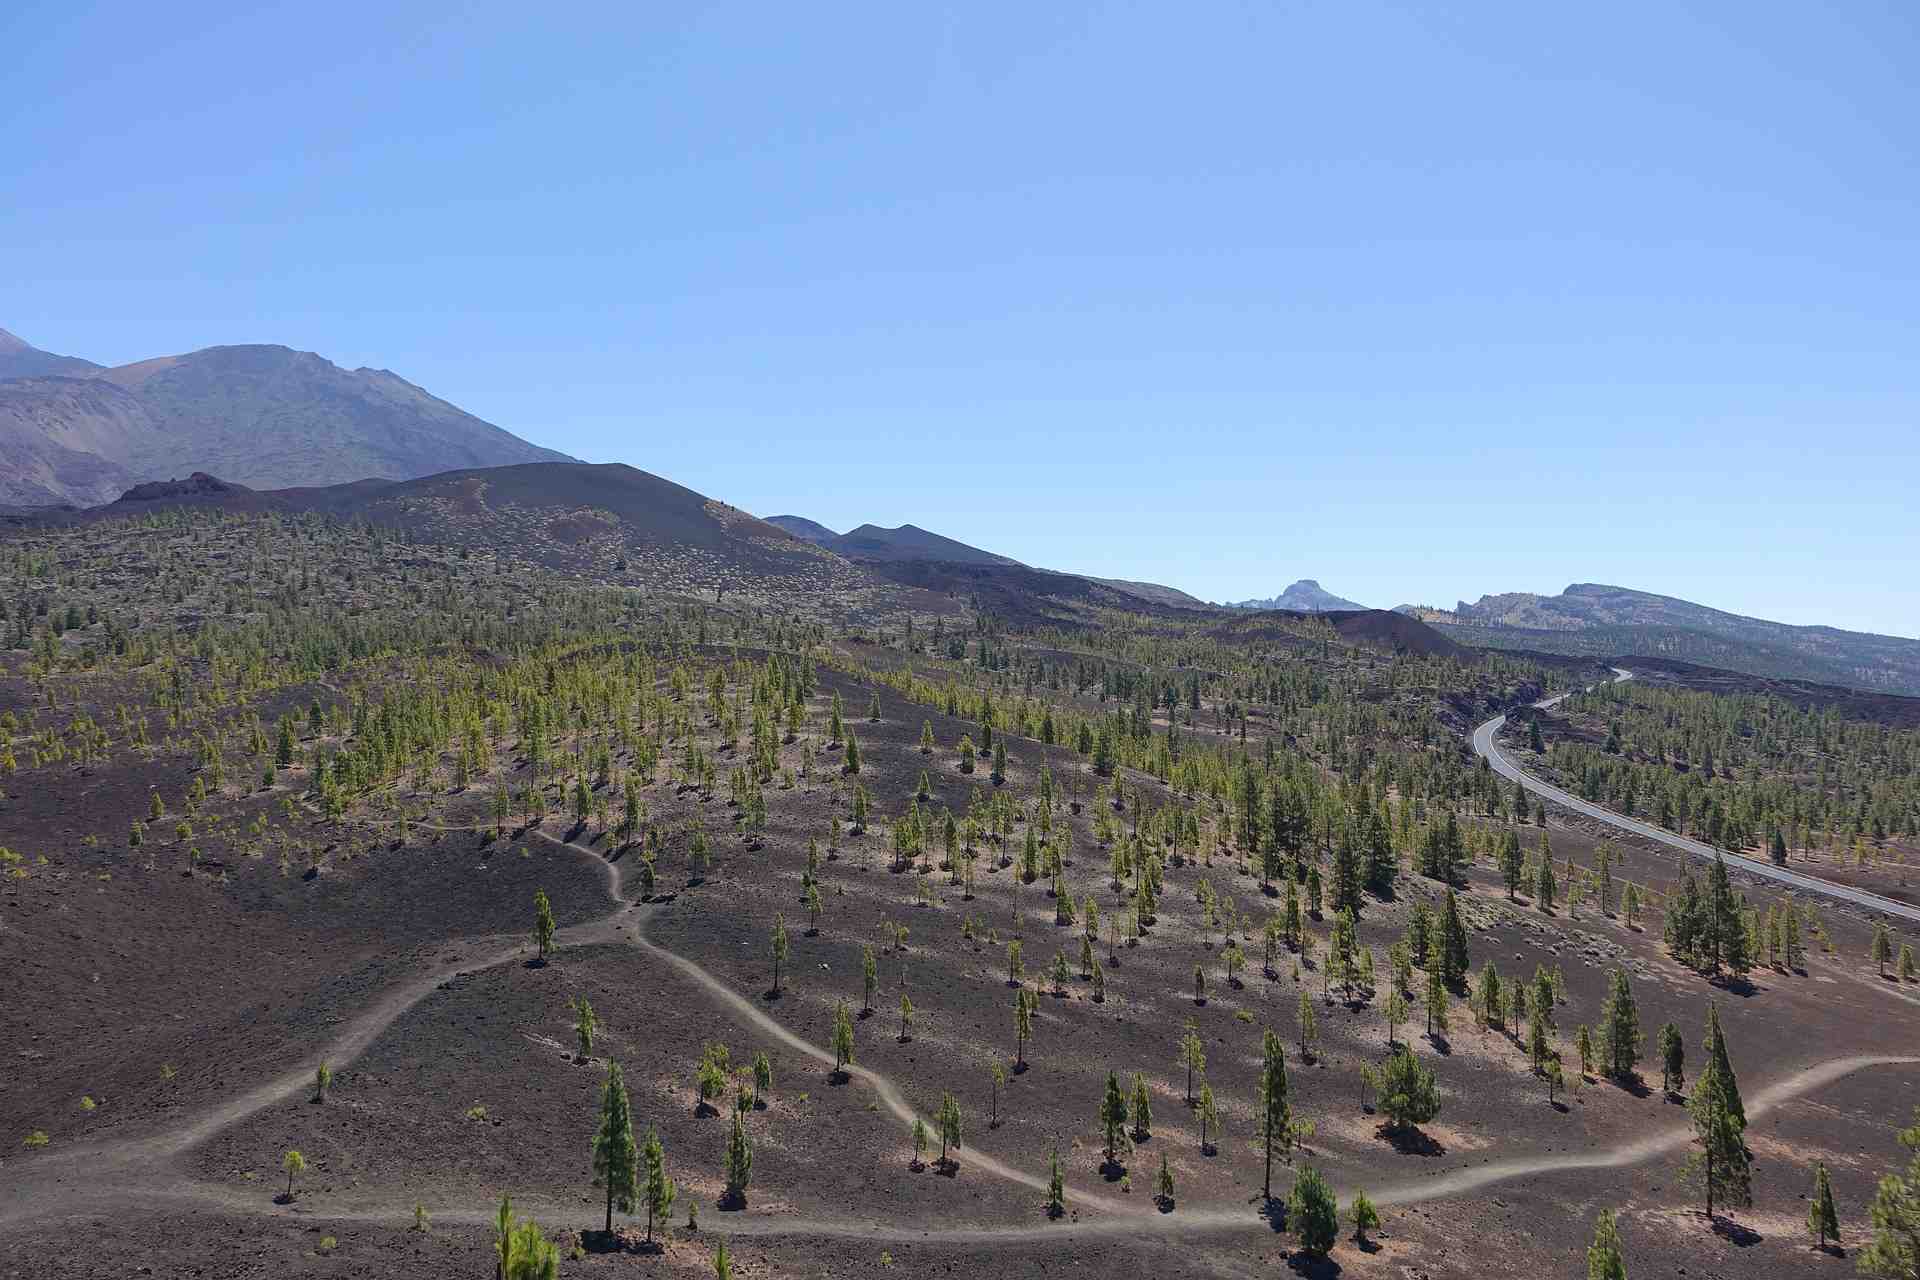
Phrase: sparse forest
[{"left": 2, "top": 508, "right": 1914, "bottom": 1278}]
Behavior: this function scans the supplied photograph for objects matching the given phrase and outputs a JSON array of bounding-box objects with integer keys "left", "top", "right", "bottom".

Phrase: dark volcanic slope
[
  {"left": 79, "top": 462, "right": 868, "bottom": 599},
  {"left": 763, "top": 514, "right": 841, "bottom": 545},
  {"left": 832, "top": 521, "right": 1022, "bottom": 566},
  {"left": 1325, "top": 607, "right": 1464, "bottom": 657},
  {"left": 1210, "top": 606, "right": 1464, "bottom": 659}
]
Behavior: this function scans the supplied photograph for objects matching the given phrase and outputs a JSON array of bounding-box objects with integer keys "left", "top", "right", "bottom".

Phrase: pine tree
[
  {"left": 1597, "top": 970, "right": 1641, "bottom": 1081},
  {"left": 1014, "top": 988, "right": 1036, "bottom": 1069},
  {"left": 1424, "top": 963, "right": 1449, "bottom": 1038},
  {"left": 532, "top": 888, "right": 556, "bottom": 963},
  {"left": 1873, "top": 923, "right": 1894, "bottom": 978},
  {"left": 831, "top": 1000, "right": 855, "bottom": 1075},
  {"left": 1259, "top": 1029, "right": 1291, "bottom": 1199},
  {"left": 1498, "top": 828, "right": 1524, "bottom": 900},
  {"left": 843, "top": 728, "right": 860, "bottom": 775},
  {"left": 571, "top": 995, "right": 599, "bottom": 1061},
  {"left": 494, "top": 1195, "right": 560, "bottom": 1280},
  {"left": 591, "top": 1062, "right": 639, "bottom": 1234},
  {"left": 1808, "top": 1160, "right": 1840, "bottom": 1251},
  {"left": 1377, "top": 1046, "right": 1440, "bottom": 1132},
  {"left": 1696, "top": 1004, "right": 1746, "bottom": 1132},
  {"left": 769, "top": 916, "right": 789, "bottom": 996},
  {"left": 1046, "top": 1144, "right": 1066, "bottom": 1218},
  {"left": 1199, "top": 1083, "right": 1219, "bottom": 1154},
  {"left": 1859, "top": 1106, "right": 1919, "bottom": 1279},
  {"left": 642, "top": 1127, "right": 675, "bottom": 1243},
  {"left": 1131, "top": 1072, "right": 1153, "bottom": 1140},
  {"left": 1438, "top": 888, "right": 1470, "bottom": 985},
  {"left": 1684, "top": 1075, "right": 1750, "bottom": 1218},
  {"left": 1100, "top": 1070, "right": 1129, "bottom": 1166},
  {"left": 1180, "top": 1018, "right": 1205, "bottom": 1105},
  {"left": 861, "top": 944, "right": 877, "bottom": 1013},
  {"left": 1297, "top": 988, "right": 1317, "bottom": 1061},
  {"left": 937, "top": 1092, "right": 964, "bottom": 1170},
  {"left": 722, "top": 1108, "right": 753, "bottom": 1206},
  {"left": 1534, "top": 847, "right": 1557, "bottom": 913},
  {"left": 1587, "top": 1208, "right": 1627, "bottom": 1280},
  {"left": 281, "top": 1148, "right": 306, "bottom": 1201},
  {"left": 1290, "top": 1165, "right": 1339, "bottom": 1257},
  {"left": 1659, "top": 1022, "right": 1685, "bottom": 1097},
  {"left": 1156, "top": 1152, "right": 1176, "bottom": 1209},
  {"left": 1351, "top": 1190, "right": 1381, "bottom": 1244}
]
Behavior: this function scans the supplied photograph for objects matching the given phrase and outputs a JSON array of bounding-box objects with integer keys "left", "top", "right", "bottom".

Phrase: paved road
[{"left": 1471, "top": 669, "right": 1920, "bottom": 924}]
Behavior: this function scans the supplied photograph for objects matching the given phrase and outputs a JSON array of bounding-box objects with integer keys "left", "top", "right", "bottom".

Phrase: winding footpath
[
  {"left": 1473, "top": 670, "right": 1920, "bottom": 924},
  {"left": 3, "top": 818, "right": 1914, "bottom": 1250}
]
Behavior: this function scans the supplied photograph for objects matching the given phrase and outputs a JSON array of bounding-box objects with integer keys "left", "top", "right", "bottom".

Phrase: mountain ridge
[
  {"left": 0, "top": 329, "right": 573, "bottom": 505},
  {"left": 1399, "top": 582, "right": 1920, "bottom": 695}
]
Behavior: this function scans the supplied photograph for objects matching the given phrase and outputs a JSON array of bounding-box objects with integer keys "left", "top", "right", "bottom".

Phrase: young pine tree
[
  {"left": 1259, "top": 1029, "right": 1292, "bottom": 1200},
  {"left": 1659, "top": 1021, "right": 1686, "bottom": 1097},
  {"left": 1100, "top": 1070, "right": 1129, "bottom": 1166},
  {"left": 1180, "top": 1018, "right": 1205, "bottom": 1105},
  {"left": 722, "top": 1108, "right": 753, "bottom": 1206},
  {"left": 769, "top": 916, "right": 789, "bottom": 996},
  {"left": 532, "top": 888, "right": 556, "bottom": 963},
  {"left": 1858, "top": 1106, "right": 1919, "bottom": 1278},
  {"left": 592, "top": 1062, "right": 640, "bottom": 1234},
  {"left": 642, "top": 1127, "right": 675, "bottom": 1243},
  {"left": 1597, "top": 970, "right": 1641, "bottom": 1081},
  {"left": 831, "top": 1001, "right": 856, "bottom": 1076},
  {"left": 1587, "top": 1208, "right": 1628, "bottom": 1280},
  {"left": 1290, "top": 1165, "right": 1339, "bottom": 1257},
  {"left": 1807, "top": 1160, "right": 1839, "bottom": 1251},
  {"left": 937, "top": 1092, "right": 964, "bottom": 1170},
  {"left": 1685, "top": 1006, "right": 1750, "bottom": 1219}
]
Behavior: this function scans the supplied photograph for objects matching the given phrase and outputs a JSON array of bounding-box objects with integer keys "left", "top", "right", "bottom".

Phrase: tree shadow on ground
[
  {"left": 1710, "top": 1217, "right": 1762, "bottom": 1247},
  {"left": 1378, "top": 1124, "right": 1445, "bottom": 1157},
  {"left": 1609, "top": 1072, "right": 1652, "bottom": 1100},
  {"left": 1286, "top": 1251, "right": 1342, "bottom": 1277},
  {"left": 1259, "top": 1197, "right": 1288, "bottom": 1234}
]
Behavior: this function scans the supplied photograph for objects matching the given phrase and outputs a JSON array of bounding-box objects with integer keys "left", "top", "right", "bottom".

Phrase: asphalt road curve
[{"left": 1471, "top": 669, "right": 1920, "bottom": 924}]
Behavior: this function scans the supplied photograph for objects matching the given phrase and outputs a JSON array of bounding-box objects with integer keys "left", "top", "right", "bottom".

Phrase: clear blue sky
[{"left": 5, "top": 2, "right": 1916, "bottom": 634}]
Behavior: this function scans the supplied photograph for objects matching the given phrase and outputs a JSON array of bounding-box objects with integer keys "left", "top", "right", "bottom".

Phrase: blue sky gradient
[{"left": 5, "top": 2, "right": 1916, "bottom": 633}]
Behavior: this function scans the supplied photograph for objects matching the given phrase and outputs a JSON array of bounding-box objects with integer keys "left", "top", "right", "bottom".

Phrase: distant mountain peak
[
  {"left": 0, "top": 331, "right": 571, "bottom": 505},
  {"left": 0, "top": 328, "right": 32, "bottom": 354},
  {"left": 1225, "top": 579, "right": 1366, "bottom": 613}
]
